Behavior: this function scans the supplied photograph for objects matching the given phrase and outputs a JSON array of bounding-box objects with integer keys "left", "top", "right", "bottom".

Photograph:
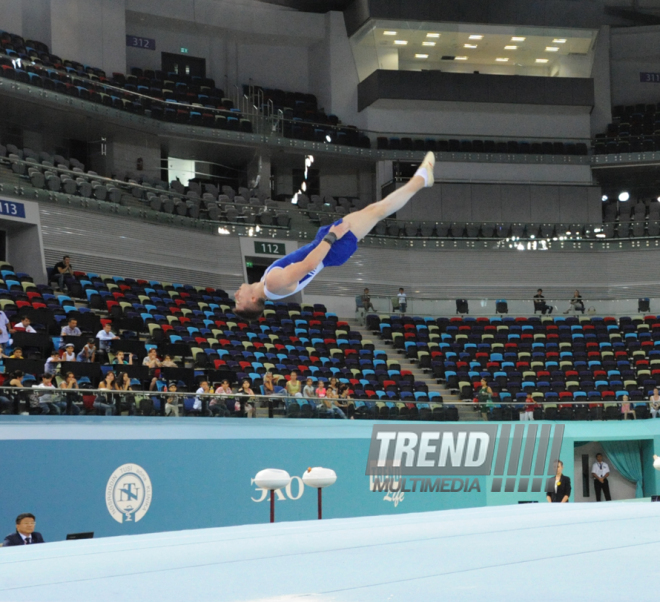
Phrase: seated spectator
[
  {"left": 59, "top": 318, "right": 81, "bottom": 346},
  {"left": 0, "top": 309, "right": 10, "bottom": 347},
  {"left": 96, "top": 323, "right": 119, "bottom": 361},
  {"left": 165, "top": 382, "right": 179, "bottom": 417},
  {"left": 161, "top": 354, "right": 177, "bottom": 367},
  {"left": 236, "top": 378, "right": 255, "bottom": 418},
  {"left": 533, "top": 289, "right": 553, "bottom": 315},
  {"left": 116, "top": 372, "right": 136, "bottom": 415},
  {"left": 303, "top": 377, "right": 315, "bottom": 398},
  {"left": 59, "top": 371, "right": 81, "bottom": 415},
  {"left": 0, "top": 345, "right": 10, "bottom": 359},
  {"left": 10, "top": 347, "right": 23, "bottom": 359},
  {"left": 62, "top": 343, "right": 76, "bottom": 362},
  {"left": 315, "top": 381, "right": 327, "bottom": 399},
  {"left": 650, "top": 388, "right": 660, "bottom": 419},
  {"left": 3, "top": 513, "right": 44, "bottom": 546},
  {"left": 338, "top": 383, "right": 354, "bottom": 418},
  {"left": 621, "top": 394, "right": 636, "bottom": 420},
  {"left": 564, "top": 290, "right": 585, "bottom": 314},
  {"left": 112, "top": 350, "right": 133, "bottom": 365},
  {"left": 76, "top": 339, "right": 96, "bottom": 363},
  {"left": 32, "top": 373, "right": 64, "bottom": 414},
  {"left": 1, "top": 371, "right": 25, "bottom": 414},
  {"left": 52, "top": 255, "right": 73, "bottom": 291},
  {"left": 316, "top": 383, "right": 347, "bottom": 419},
  {"left": 44, "top": 350, "right": 61, "bottom": 375},
  {"left": 361, "top": 288, "right": 376, "bottom": 312},
  {"left": 142, "top": 348, "right": 161, "bottom": 368},
  {"left": 193, "top": 380, "right": 210, "bottom": 414},
  {"left": 12, "top": 316, "right": 36, "bottom": 333},
  {"left": 94, "top": 372, "right": 118, "bottom": 416},
  {"left": 286, "top": 370, "right": 302, "bottom": 398}
]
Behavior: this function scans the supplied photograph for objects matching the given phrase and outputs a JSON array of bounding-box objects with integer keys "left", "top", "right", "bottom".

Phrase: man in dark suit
[
  {"left": 3, "top": 513, "right": 45, "bottom": 546},
  {"left": 546, "top": 460, "right": 571, "bottom": 503}
]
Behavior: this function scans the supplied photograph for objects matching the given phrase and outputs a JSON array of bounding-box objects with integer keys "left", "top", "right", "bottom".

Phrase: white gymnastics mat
[{"left": 1, "top": 502, "right": 659, "bottom": 601}]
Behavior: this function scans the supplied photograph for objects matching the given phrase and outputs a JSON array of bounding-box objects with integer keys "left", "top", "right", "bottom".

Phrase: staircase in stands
[{"left": 346, "top": 318, "right": 483, "bottom": 421}]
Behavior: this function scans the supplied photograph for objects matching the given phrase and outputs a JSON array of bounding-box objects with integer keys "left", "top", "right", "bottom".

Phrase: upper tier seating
[
  {"left": 377, "top": 137, "right": 588, "bottom": 156},
  {"left": 594, "top": 103, "right": 660, "bottom": 155}
]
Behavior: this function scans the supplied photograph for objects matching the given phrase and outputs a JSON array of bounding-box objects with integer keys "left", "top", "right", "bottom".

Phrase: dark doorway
[
  {"left": 245, "top": 256, "right": 272, "bottom": 284},
  {"left": 0, "top": 230, "right": 6, "bottom": 261},
  {"left": 161, "top": 52, "right": 206, "bottom": 79}
]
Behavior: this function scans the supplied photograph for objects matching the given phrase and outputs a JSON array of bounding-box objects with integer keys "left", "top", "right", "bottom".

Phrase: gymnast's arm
[{"left": 265, "top": 222, "right": 350, "bottom": 293}]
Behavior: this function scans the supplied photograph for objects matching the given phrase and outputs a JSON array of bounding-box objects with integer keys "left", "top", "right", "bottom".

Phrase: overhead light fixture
[
  {"left": 325, "top": 134, "right": 332, "bottom": 142},
  {"left": 504, "top": 45, "right": 518, "bottom": 50},
  {"left": 469, "top": 35, "right": 483, "bottom": 40},
  {"left": 496, "top": 58, "right": 509, "bottom": 62},
  {"left": 383, "top": 31, "right": 397, "bottom": 35},
  {"left": 455, "top": 56, "right": 468, "bottom": 60},
  {"left": 545, "top": 47, "right": 559, "bottom": 52},
  {"left": 553, "top": 39, "right": 567, "bottom": 43},
  {"left": 464, "top": 44, "right": 477, "bottom": 49},
  {"left": 511, "top": 36, "right": 526, "bottom": 42},
  {"left": 618, "top": 191, "right": 630, "bottom": 202},
  {"left": 422, "top": 41, "right": 436, "bottom": 46},
  {"left": 426, "top": 33, "right": 440, "bottom": 38},
  {"left": 536, "top": 58, "right": 549, "bottom": 63},
  {"left": 415, "top": 54, "right": 429, "bottom": 59},
  {"left": 596, "top": 233, "right": 606, "bottom": 238},
  {"left": 657, "top": 196, "right": 660, "bottom": 202},
  {"left": 394, "top": 40, "right": 407, "bottom": 45},
  {"left": 602, "top": 195, "right": 608, "bottom": 201},
  {"left": 218, "top": 227, "right": 230, "bottom": 235}
]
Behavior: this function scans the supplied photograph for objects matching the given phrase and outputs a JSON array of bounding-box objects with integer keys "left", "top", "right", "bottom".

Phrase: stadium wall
[
  {"left": 611, "top": 25, "right": 660, "bottom": 106},
  {"left": 0, "top": 417, "right": 657, "bottom": 542}
]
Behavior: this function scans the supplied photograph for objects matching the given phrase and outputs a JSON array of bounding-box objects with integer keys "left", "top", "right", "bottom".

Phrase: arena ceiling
[{"left": 257, "top": 0, "right": 352, "bottom": 12}]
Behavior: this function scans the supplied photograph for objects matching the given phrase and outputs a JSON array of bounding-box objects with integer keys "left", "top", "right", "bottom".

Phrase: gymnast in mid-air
[{"left": 234, "top": 151, "right": 436, "bottom": 320}]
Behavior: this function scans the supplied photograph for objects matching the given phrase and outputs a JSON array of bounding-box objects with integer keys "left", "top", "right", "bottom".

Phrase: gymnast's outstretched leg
[{"left": 342, "top": 151, "right": 435, "bottom": 240}]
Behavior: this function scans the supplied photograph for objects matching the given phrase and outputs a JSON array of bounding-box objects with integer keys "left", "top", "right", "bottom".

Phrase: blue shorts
[{"left": 312, "top": 219, "right": 358, "bottom": 267}]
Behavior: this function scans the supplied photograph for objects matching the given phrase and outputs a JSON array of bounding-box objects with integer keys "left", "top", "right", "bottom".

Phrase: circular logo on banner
[{"left": 106, "top": 464, "right": 152, "bottom": 524}]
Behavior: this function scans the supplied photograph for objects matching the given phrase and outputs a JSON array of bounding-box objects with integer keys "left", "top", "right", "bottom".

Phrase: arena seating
[
  {"left": 601, "top": 200, "right": 660, "bottom": 238},
  {"left": 594, "top": 103, "right": 660, "bottom": 155},
  {"left": 377, "top": 137, "right": 589, "bottom": 156},
  {"left": 367, "top": 312, "right": 659, "bottom": 421}
]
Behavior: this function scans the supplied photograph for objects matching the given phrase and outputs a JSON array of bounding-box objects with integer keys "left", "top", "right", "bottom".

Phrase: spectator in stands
[
  {"left": 142, "top": 348, "right": 161, "bottom": 368},
  {"left": 0, "top": 309, "right": 10, "bottom": 347},
  {"left": 564, "top": 290, "right": 585, "bottom": 314},
  {"left": 263, "top": 372, "right": 278, "bottom": 396},
  {"left": 161, "top": 354, "right": 177, "bottom": 368},
  {"left": 0, "top": 346, "right": 8, "bottom": 360},
  {"left": 165, "top": 382, "right": 179, "bottom": 417},
  {"left": 546, "top": 460, "right": 571, "bottom": 503},
  {"left": 12, "top": 316, "right": 36, "bottom": 333},
  {"left": 59, "top": 371, "right": 81, "bottom": 415},
  {"left": 236, "top": 379, "right": 256, "bottom": 418},
  {"left": 338, "top": 383, "right": 353, "bottom": 417},
  {"left": 520, "top": 392, "right": 536, "bottom": 421},
  {"left": 117, "top": 372, "right": 136, "bottom": 415},
  {"left": 194, "top": 380, "right": 209, "bottom": 414},
  {"left": 476, "top": 378, "right": 494, "bottom": 420},
  {"left": 286, "top": 371, "right": 302, "bottom": 398},
  {"left": 76, "top": 339, "right": 96, "bottom": 363},
  {"left": 3, "top": 513, "right": 44, "bottom": 546},
  {"left": 621, "top": 394, "right": 636, "bottom": 420},
  {"left": 303, "top": 378, "right": 315, "bottom": 399},
  {"left": 361, "top": 288, "right": 375, "bottom": 313},
  {"left": 10, "top": 347, "right": 23, "bottom": 359},
  {"left": 62, "top": 343, "right": 76, "bottom": 362},
  {"left": 650, "top": 388, "right": 660, "bottom": 418},
  {"left": 316, "top": 384, "right": 347, "bottom": 419},
  {"left": 96, "top": 323, "right": 119, "bottom": 361},
  {"left": 59, "top": 318, "right": 81, "bottom": 347},
  {"left": 94, "top": 372, "right": 117, "bottom": 416},
  {"left": 53, "top": 255, "right": 73, "bottom": 291},
  {"left": 316, "top": 381, "right": 327, "bottom": 399},
  {"left": 44, "top": 350, "right": 61, "bottom": 375},
  {"left": 1, "top": 371, "right": 25, "bottom": 415},
  {"left": 112, "top": 350, "right": 133, "bottom": 365},
  {"left": 533, "top": 289, "right": 553, "bottom": 315},
  {"left": 397, "top": 287, "right": 407, "bottom": 314},
  {"left": 33, "top": 373, "right": 63, "bottom": 414}
]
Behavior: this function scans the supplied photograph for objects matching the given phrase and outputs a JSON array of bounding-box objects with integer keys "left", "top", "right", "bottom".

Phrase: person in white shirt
[
  {"left": 591, "top": 453, "right": 612, "bottom": 502},
  {"left": 650, "top": 388, "right": 660, "bottom": 419},
  {"left": 62, "top": 344, "right": 76, "bottom": 362},
  {"left": 44, "top": 351, "right": 61, "bottom": 375},
  {"left": 12, "top": 316, "right": 36, "bottom": 333},
  {"left": 33, "top": 373, "right": 64, "bottom": 414},
  {"left": 0, "top": 310, "right": 10, "bottom": 345},
  {"left": 194, "top": 380, "right": 209, "bottom": 413},
  {"left": 95, "top": 323, "right": 119, "bottom": 360},
  {"left": 397, "top": 287, "right": 407, "bottom": 314}
]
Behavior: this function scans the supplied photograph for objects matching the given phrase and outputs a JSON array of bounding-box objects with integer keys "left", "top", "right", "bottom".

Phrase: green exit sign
[
  {"left": 180, "top": 47, "right": 188, "bottom": 53},
  {"left": 246, "top": 261, "right": 253, "bottom": 268},
  {"left": 254, "top": 241, "right": 285, "bottom": 256}
]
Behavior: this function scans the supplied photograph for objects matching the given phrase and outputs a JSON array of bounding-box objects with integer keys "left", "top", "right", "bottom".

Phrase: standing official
[
  {"left": 591, "top": 453, "right": 612, "bottom": 501},
  {"left": 546, "top": 460, "right": 571, "bottom": 503}
]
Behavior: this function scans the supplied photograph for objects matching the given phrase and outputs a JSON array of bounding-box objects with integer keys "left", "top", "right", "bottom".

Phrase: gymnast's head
[{"left": 234, "top": 282, "right": 266, "bottom": 321}]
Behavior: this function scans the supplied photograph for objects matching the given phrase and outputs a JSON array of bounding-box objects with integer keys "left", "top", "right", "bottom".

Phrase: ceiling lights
[
  {"left": 422, "top": 41, "right": 436, "bottom": 46},
  {"left": 496, "top": 58, "right": 509, "bottom": 62},
  {"left": 504, "top": 45, "right": 518, "bottom": 50},
  {"left": 511, "top": 36, "right": 526, "bottom": 42},
  {"left": 545, "top": 46, "right": 559, "bottom": 52},
  {"left": 469, "top": 35, "right": 483, "bottom": 40},
  {"left": 426, "top": 33, "right": 440, "bottom": 38},
  {"left": 553, "top": 39, "right": 567, "bottom": 43},
  {"left": 464, "top": 43, "right": 478, "bottom": 49},
  {"left": 536, "top": 58, "right": 549, "bottom": 63},
  {"left": 455, "top": 56, "right": 468, "bottom": 60},
  {"left": 394, "top": 40, "right": 407, "bottom": 45},
  {"left": 415, "top": 54, "right": 428, "bottom": 59},
  {"left": 383, "top": 31, "right": 397, "bottom": 35}
]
